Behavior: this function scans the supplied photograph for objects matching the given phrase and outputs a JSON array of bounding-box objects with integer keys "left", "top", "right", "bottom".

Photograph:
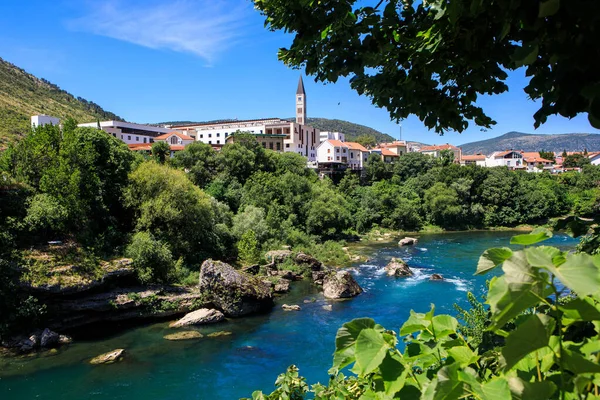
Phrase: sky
[{"left": 0, "top": 0, "right": 597, "bottom": 146}]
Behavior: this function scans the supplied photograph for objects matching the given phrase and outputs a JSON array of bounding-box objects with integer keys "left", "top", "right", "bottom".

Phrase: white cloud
[{"left": 67, "top": 0, "right": 252, "bottom": 63}]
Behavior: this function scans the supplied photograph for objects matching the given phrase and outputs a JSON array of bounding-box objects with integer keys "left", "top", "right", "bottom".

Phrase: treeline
[{"left": 0, "top": 124, "right": 599, "bottom": 335}]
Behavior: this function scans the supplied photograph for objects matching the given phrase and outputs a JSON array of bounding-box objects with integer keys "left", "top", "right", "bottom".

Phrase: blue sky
[{"left": 1, "top": 0, "right": 597, "bottom": 146}]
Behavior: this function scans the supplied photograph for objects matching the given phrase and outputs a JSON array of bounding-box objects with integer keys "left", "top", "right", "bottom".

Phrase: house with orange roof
[
  {"left": 484, "top": 150, "right": 525, "bottom": 168},
  {"left": 418, "top": 143, "right": 462, "bottom": 163},
  {"left": 155, "top": 132, "right": 195, "bottom": 147},
  {"left": 371, "top": 147, "right": 400, "bottom": 163},
  {"left": 521, "top": 152, "right": 554, "bottom": 172},
  {"left": 378, "top": 141, "right": 408, "bottom": 156},
  {"left": 316, "top": 140, "right": 370, "bottom": 169},
  {"left": 460, "top": 154, "right": 486, "bottom": 166}
]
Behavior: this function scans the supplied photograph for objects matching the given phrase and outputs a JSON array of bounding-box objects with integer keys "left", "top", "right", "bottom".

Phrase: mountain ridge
[{"left": 459, "top": 131, "right": 600, "bottom": 155}]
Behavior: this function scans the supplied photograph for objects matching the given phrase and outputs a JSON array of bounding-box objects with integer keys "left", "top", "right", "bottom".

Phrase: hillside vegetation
[
  {"left": 0, "top": 57, "right": 122, "bottom": 147},
  {"left": 461, "top": 131, "right": 600, "bottom": 155}
]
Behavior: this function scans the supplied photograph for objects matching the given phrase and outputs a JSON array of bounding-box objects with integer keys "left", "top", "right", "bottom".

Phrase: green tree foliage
[
  {"left": 171, "top": 142, "right": 217, "bottom": 187},
  {"left": 237, "top": 229, "right": 261, "bottom": 266},
  {"left": 248, "top": 230, "right": 600, "bottom": 399},
  {"left": 124, "top": 162, "right": 218, "bottom": 262},
  {"left": 563, "top": 153, "right": 592, "bottom": 168},
  {"left": 424, "top": 182, "right": 463, "bottom": 227},
  {"left": 151, "top": 141, "right": 170, "bottom": 164},
  {"left": 539, "top": 150, "right": 556, "bottom": 162},
  {"left": 306, "top": 179, "right": 352, "bottom": 237},
  {"left": 392, "top": 152, "right": 435, "bottom": 180},
  {"left": 126, "top": 231, "right": 180, "bottom": 284},
  {"left": 364, "top": 153, "right": 390, "bottom": 183},
  {"left": 255, "top": 0, "right": 600, "bottom": 132},
  {"left": 354, "top": 134, "right": 377, "bottom": 148}
]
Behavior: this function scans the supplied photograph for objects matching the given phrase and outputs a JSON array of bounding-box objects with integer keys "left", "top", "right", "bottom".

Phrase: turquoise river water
[{"left": 0, "top": 231, "right": 578, "bottom": 399}]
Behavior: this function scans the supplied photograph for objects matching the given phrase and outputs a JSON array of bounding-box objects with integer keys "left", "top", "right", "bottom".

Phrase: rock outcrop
[
  {"left": 294, "top": 253, "right": 322, "bottom": 270},
  {"left": 399, "top": 237, "right": 418, "bottom": 246},
  {"left": 40, "top": 328, "right": 60, "bottom": 348},
  {"left": 265, "top": 250, "right": 292, "bottom": 264},
  {"left": 385, "top": 258, "right": 413, "bottom": 277},
  {"left": 89, "top": 349, "right": 125, "bottom": 365},
  {"left": 273, "top": 278, "right": 291, "bottom": 293},
  {"left": 169, "top": 308, "right": 225, "bottom": 328},
  {"left": 323, "top": 271, "right": 363, "bottom": 299},
  {"left": 282, "top": 304, "right": 301, "bottom": 311},
  {"left": 199, "top": 259, "right": 274, "bottom": 317},
  {"left": 430, "top": 274, "right": 444, "bottom": 281}
]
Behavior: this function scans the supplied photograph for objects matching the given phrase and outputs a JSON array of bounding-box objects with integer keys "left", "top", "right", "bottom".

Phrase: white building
[
  {"left": 320, "top": 131, "right": 345, "bottom": 143},
  {"left": 31, "top": 115, "right": 60, "bottom": 128},
  {"left": 78, "top": 120, "right": 174, "bottom": 145},
  {"left": 460, "top": 154, "right": 486, "bottom": 166},
  {"left": 485, "top": 151, "right": 524, "bottom": 168},
  {"left": 317, "top": 140, "right": 369, "bottom": 169},
  {"left": 171, "top": 77, "right": 320, "bottom": 162}
]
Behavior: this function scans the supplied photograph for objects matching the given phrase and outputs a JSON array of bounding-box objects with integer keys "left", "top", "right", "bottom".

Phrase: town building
[
  {"left": 378, "top": 141, "right": 408, "bottom": 156},
  {"left": 371, "top": 148, "right": 400, "bottom": 163},
  {"left": 521, "top": 152, "right": 554, "bottom": 172},
  {"left": 320, "top": 131, "right": 345, "bottom": 143},
  {"left": 460, "top": 154, "right": 486, "bottom": 166},
  {"left": 78, "top": 120, "right": 174, "bottom": 145},
  {"left": 316, "top": 140, "right": 369, "bottom": 170},
  {"left": 171, "top": 77, "right": 320, "bottom": 161},
  {"left": 419, "top": 144, "right": 462, "bottom": 162},
  {"left": 31, "top": 115, "right": 60, "bottom": 128},
  {"left": 484, "top": 150, "right": 525, "bottom": 168}
]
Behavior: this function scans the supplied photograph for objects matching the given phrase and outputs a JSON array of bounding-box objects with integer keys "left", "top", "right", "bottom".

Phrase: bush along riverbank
[{"left": 0, "top": 249, "right": 364, "bottom": 355}]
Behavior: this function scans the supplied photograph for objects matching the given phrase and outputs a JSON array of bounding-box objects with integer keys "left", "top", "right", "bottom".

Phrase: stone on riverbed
[
  {"left": 399, "top": 237, "right": 418, "bottom": 246},
  {"left": 164, "top": 331, "right": 203, "bottom": 341},
  {"left": 207, "top": 331, "right": 232, "bottom": 338},
  {"left": 323, "top": 271, "right": 363, "bottom": 299},
  {"left": 169, "top": 308, "right": 224, "bottom": 328},
  {"left": 282, "top": 304, "right": 301, "bottom": 311},
  {"left": 89, "top": 349, "right": 126, "bottom": 365},
  {"left": 430, "top": 274, "right": 444, "bottom": 281},
  {"left": 385, "top": 258, "right": 413, "bottom": 277}
]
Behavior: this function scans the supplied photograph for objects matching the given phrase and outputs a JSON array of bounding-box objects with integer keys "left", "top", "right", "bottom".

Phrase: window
[
  {"left": 343, "top": 148, "right": 346, "bottom": 153},
  {"left": 276, "top": 142, "right": 281, "bottom": 151},
  {"left": 216, "top": 140, "right": 220, "bottom": 144},
  {"left": 217, "top": 133, "right": 220, "bottom": 137},
  {"left": 286, "top": 144, "right": 290, "bottom": 148},
  {"left": 336, "top": 148, "right": 339, "bottom": 153},
  {"left": 136, "top": 136, "right": 139, "bottom": 142},
  {"left": 143, "top": 138, "right": 147, "bottom": 143},
  {"left": 327, "top": 149, "right": 331, "bottom": 153},
  {"left": 262, "top": 142, "right": 267, "bottom": 148},
  {"left": 225, "top": 133, "right": 228, "bottom": 137},
  {"left": 113, "top": 133, "right": 116, "bottom": 137},
  {"left": 170, "top": 136, "right": 178, "bottom": 144},
  {"left": 297, "top": 108, "right": 303, "bottom": 114},
  {"left": 128, "top": 136, "right": 131, "bottom": 140},
  {"left": 200, "top": 134, "right": 203, "bottom": 138},
  {"left": 269, "top": 142, "right": 274, "bottom": 150},
  {"left": 350, "top": 152, "right": 354, "bottom": 158},
  {"left": 208, "top": 134, "right": 212, "bottom": 138},
  {"left": 298, "top": 96, "right": 302, "bottom": 102},
  {"left": 507, "top": 161, "right": 511, "bottom": 166},
  {"left": 208, "top": 141, "right": 212, "bottom": 144},
  {"left": 336, "top": 156, "right": 340, "bottom": 160}
]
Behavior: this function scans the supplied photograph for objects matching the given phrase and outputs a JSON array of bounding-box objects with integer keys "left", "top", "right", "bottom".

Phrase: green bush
[{"left": 126, "top": 231, "right": 178, "bottom": 284}]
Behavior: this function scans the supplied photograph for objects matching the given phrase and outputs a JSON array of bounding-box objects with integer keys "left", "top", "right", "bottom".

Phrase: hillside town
[{"left": 31, "top": 77, "right": 599, "bottom": 175}]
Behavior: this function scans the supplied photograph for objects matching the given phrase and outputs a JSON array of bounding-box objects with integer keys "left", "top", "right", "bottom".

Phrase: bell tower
[{"left": 296, "top": 76, "right": 306, "bottom": 125}]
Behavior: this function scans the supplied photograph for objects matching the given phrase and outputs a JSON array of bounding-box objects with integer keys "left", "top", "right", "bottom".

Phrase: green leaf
[
  {"left": 512, "top": 43, "right": 539, "bottom": 67},
  {"left": 524, "top": 246, "right": 564, "bottom": 268},
  {"left": 476, "top": 247, "right": 513, "bottom": 275},
  {"left": 379, "top": 352, "right": 407, "bottom": 396},
  {"left": 332, "top": 318, "right": 379, "bottom": 371},
  {"left": 355, "top": 328, "right": 390, "bottom": 376},
  {"left": 400, "top": 310, "right": 429, "bottom": 336},
  {"left": 431, "top": 364, "right": 465, "bottom": 400},
  {"left": 447, "top": 346, "right": 478, "bottom": 368},
  {"left": 479, "top": 377, "right": 512, "bottom": 400},
  {"left": 510, "top": 228, "right": 552, "bottom": 246},
  {"left": 538, "top": 0, "right": 560, "bottom": 18},
  {"left": 321, "top": 25, "right": 331, "bottom": 40},
  {"left": 562, "top": 348, "right": 600, "bottom": 374},
  {"left": 431, "top": 315, "right": 459, "bottom": 339},
  {"left": 559, "top": 297, "right": 600, "bottom": 322},
  {"left": 543, "top": 253, "right": 600, "bottom": 297},
  {"left": 500, "top": 314, "right": 555, "bottom": 371},
  {"left": 508, "top": 377, "right": 557, "bottom": 400}
]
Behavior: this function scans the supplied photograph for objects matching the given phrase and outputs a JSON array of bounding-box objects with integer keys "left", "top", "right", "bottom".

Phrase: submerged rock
[
  {"left": 169, "top": 308, "right": 225, "bottom": 328},
  {"left": 282, "top": 304, "right": 301, "bottom": 311},
  {"left": 385, "top": 258, "right": 413, "bottom": 277},
  {"left": 89, "top": 349, "right": 125, "bottom": 365},
  {"left": 430, "top": 274, "right": 444, "bottom": 281},
  {"left": 399, "top": 237, "right": 418, "bottom": 246},
  {"left": 199, "top": 260, "right": 273, "bottom": 317},
  {"left": 164, "top": 331, "right": 203, "bottom": 341},
  {"left": 207, "top": 331, "right": 232, "bottom": 338},
  {"left": 323, "top": 271, "right": 363, "bottom": 299}
]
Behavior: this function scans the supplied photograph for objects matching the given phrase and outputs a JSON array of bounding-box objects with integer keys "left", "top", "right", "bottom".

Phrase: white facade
[
  {"left": 317, "top": 140, "right": 369, "bottom": 169},
  {"left": 31, "top": 115, "right": 60, "bottom": 128},
  {"left": 590, "top": 153, "right": 600, "bottom": 165},
  {"left": 485, "top": 151, "right": 524, "bottom": 168},
  {"left": 319, "top": 131, "right": 345, "bottom": 143},
  {"left": 178, "top": 118, "right": 283, "bottom": 146},
  {"left": 78, "top": 120, "right": 173, "bottom": 145}
]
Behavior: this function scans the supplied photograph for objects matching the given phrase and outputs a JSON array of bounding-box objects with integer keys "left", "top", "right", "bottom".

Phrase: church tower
[{"left": 296, "top": 76, "right": 306, "bottom": 125}]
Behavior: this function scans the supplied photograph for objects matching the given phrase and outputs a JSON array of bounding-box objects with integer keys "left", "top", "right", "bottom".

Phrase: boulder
[
  {"left": 279, "top": 270, "right": 303, "bottom": 281},
  {"left": 273, "top": 278, "right": 291, "bottom": 293},
  {"left": 58, "top": 335, "right": 73, "bottom": 345},
  {"left": 164, "top": 331, "right": 203, "bottom": 341},
  {"left": 399, "top": 237, "right": 418, "bottom": 246},
  {"left": 294, "top": 253, "right": 322, "bottom": 271},
  {"left": 312, "top": 270, "right": 328, "bottom": 285},
  {"left": 89, "top": 349, "right": 125, "bottom": 365},
  {"left": 265, "top": 250, "right": 292, "bottom": 264},
  {"left": 18, "top": 338, "right": 36, "bottom": 353},
  {"left": 40, "top": 328, "right": 60, "bottom": 348},
  {"left": 282, "top": 304, "right": 301, "bottom": 311},
  {"left": 28, "top": 333, "right": 41, "bottom": 348},
  {"left": 430, "top": 274, "right": 444, "bottom": 281},
  {"left": 169, "top": 308, "right": 225, "bottom": 328},
  {"left": 207, "top": 331, "right": 232, "bottom": 338},
  {"left": 199, "top": 259, "right": 273, "bottom": 317},
  {"left": 242, "top": 264, "right": 260, "bottom": 275},
  {"left": 323, "top": 271, "right": 363, "bottom": 299},
  {"left": 385, "top": 258, "right": 413, "bottom": 277}
]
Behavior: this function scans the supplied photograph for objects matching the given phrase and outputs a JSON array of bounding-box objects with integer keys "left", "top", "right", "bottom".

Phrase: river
[{"left": 0, "top": 231, "right": 578, "bottom": 399}]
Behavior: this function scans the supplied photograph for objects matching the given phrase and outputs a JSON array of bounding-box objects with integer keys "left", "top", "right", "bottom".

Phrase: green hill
[
  {"left": 460, "top": 131, "right": 600, "bottom": 155},
  {"left": 0, "top": 57, "right": 122, "bottom": 147}
]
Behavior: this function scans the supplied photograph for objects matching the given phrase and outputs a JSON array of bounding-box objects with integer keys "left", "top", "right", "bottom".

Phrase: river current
[{"left": 0, "top": 231, "right": 578, "bottom": 399}]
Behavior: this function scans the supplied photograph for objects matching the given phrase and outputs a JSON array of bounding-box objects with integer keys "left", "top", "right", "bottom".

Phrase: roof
[
  {"left": 171, "top": 118, "right": 283, "bottom": 128},
  {"left": 327, "top": 139, "right": 346, "bottom": 147},
  {"left": 155, "top": 131, "right": 193, "bottom": 141},
  {"left": 296, "top": 76, "right": 306, "bottom": 95},
  {"left": 379, "top": 141, "right": 407, "bottom": 148},
  {"left": 345, "top": 142, "right": 368, "bottom": 152},
  {"left": 419, "top": 144, "right": 459, "bottom": 151},
  {"left": 127, "top": 143, "right": 185, "bottom": 152},
  {"left": 378, "top": 148, "right": 400, "bottom": 157},
  {"left": 492, "top": 150, "right": 523, "bottom": 158},
  {"left": 462, "top": 154, "right": 486, "bottom": 161}
]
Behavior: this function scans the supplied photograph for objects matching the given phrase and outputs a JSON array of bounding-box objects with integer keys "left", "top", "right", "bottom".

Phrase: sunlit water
[{"left": 0, "top": 232, "right": 577, "bottom": 399}]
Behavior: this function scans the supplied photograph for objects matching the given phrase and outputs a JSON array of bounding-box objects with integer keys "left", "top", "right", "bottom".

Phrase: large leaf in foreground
[
  {"left": 501, "top": 313, "right": 555, "bottom": 371},
  {"left": 354, "top": 328, "right": 389, "bottom": 376},
  {"left": 476, "top": 247, "right": 513, "bottom": 275},
  {"left": 332, "top": 318, "right": 381, "bottom": 372},
  {"left": 510, "top": 228, "right": 552, "bottom": 246}
]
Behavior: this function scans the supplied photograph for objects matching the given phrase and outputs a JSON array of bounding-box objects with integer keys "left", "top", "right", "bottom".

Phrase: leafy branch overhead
[{"left": 254, "top": 0, "right": 600, "bottom": 133}]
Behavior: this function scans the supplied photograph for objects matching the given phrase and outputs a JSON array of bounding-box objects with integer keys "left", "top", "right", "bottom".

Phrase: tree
[
  {"left": 152, "top": 141, "right": 170, "bottom": 164},
  {"left": 171, "top": 142, "right": 217, "bottom": 187},
  {"left": 392, "top": 152, "right": 435, "bottom": 180},
  {"left": 364, "top": 153, "right": 390, "bottom": 183},
  {"left": 126, "top": 231, "right": 178, "bottom": 284},
  {"left": 255, "top": 0, "right": 600, "bottom": 133},
  {"left": 539, "top": 150, "right": 556, "bottom": 162},
  {"left": 437, "top": 149, "right": 455, "bottom": 167},
  {"left": 354, "top": 134, "right": 377, "bottom": 148},
  {"left": 237, "top": 229, "right": 261, "bottom": 265},
  {"left": 563, "top": 153, "right": 591, "bottom": 168},
  {"left": 423, "top": 182, "right": 462, "bottom": 228}
]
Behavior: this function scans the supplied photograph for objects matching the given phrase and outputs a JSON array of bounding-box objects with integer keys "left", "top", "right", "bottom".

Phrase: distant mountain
[
  {"left": 0, "top": 57, "right": 122, "bottom": 147},
  {"left": 460, "top": 131, "right": 600, "bottom": 155}
]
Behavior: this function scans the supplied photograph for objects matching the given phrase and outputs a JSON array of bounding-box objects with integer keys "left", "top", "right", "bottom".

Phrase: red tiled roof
[
  {"left": 462, "top": 154, "right": 486, "bottom": 161},
  {"left": 345, "top": 142, "right": 369, "bottom": 152},
  {"left": 379, "top": 148, "right": 400, "bottom": 157},
  {"left": 327, "top": 139, "right": 346, "bottom": 147},
  {"left": 155, "top": 131, "right": 193, "bottom": 141},
  {"left": 419, "top": 144, "right": 459, "bottom": 151}
]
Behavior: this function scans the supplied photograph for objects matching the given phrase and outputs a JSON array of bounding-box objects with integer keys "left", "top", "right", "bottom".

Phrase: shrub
[{"left": 126, "top": 231, "right": 177, "bottom": 284}]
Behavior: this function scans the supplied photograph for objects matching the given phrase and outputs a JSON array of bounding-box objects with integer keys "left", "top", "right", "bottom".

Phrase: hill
[
  {"left": 0, "top": 57, "right": 122, "bottom": 147},
  {"left": 460, "top": 131, "right": 600, "bottom": 155}
]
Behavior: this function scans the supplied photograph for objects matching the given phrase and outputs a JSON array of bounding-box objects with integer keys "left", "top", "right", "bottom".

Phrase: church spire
[
  {"left": 295, "top": 76, "right": 307, "bottom": 125},
  {"left": 296, "top": 75, "right": 306, "bottom": 95}
]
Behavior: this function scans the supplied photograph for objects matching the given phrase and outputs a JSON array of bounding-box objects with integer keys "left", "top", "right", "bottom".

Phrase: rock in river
[
  {"left": 89, "top": 349, "right": 126, "bottom": 365},
  {"left": 40, "top": 328, "right": 60, "bottom": 348},
  {"left": 282, "top": 304, "right": 301, "bottom": 311},
  {"left": 430, "top": 273, "right": 444, "bottom": 281},
  {"left": 385, "top": 258, "right": 413, "bottom": 277},
  {"left": 323, "top": 271, "right": 363, "bottom": 299},
  {"left": 169, "top": 308, "right": 225, "bottom": 328},
  {"left": 199, "top": 259, "right": 273, "bottom": 317},
  {"left": 164, "top": 331, "right": 203, "bottom": 341},
  {"left": 399, "top": 237, "right": 418, "bottom": 246}
]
